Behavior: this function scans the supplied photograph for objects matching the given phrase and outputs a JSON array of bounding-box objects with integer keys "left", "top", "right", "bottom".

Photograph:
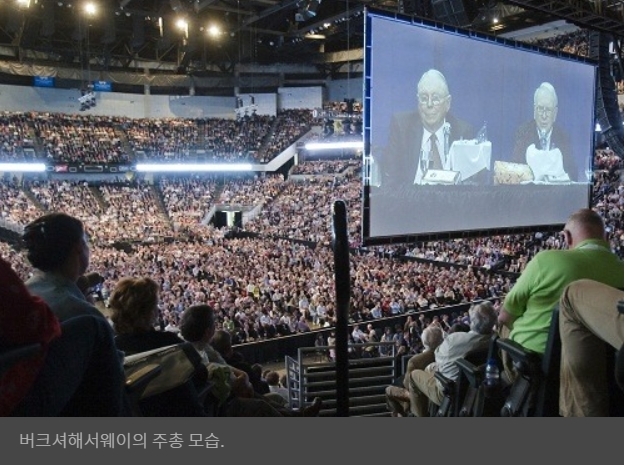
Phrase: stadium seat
[
  {"left": 428, "top": 345, "right": 490, "bottom": 417},
  {"left": 498, "top": 303, "right": 624, "bottom": 417},
  {"left": 125, "top": 363, "right": 163, "bottom": 417},
  {"left": 124, "top": 342, "right": 216, "bottom": 417},
  {"left": 497, "top": 308, "right": 561, "bottom": 417},
  {"left": 456, "top": 336, "right": 504, "bottom": 417}
]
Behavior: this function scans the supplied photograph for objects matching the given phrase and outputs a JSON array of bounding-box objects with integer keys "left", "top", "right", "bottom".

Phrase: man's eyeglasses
[
  {"left": 535, "top": 105, "right": 555, "bottom": 116},
  {"left": 417, "top": 94, "right": 448, "bottom": 107}
]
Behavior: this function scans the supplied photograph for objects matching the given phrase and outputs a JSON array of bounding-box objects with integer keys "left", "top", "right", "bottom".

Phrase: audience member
[
  {"left": 384, "top": 324, "right": 445, "bottom": 417},
  {"left": 109, "top": 277, "right": 182, "bottom": 355},
  {"left": 179, "top": 304, "right": 321, "bottom": 416},
  {"left": 1, "top": 256, "right": 127, "bottom": 417},
  {"left": 408, "top": 301, "right": 497, "bottom": 416},
  {"left": 265, "top": 370, "right": 290, "bottom": 406},
  {"left": 210, "top": 329, "right": 269, "bottom": 396},
  {"left": 22, "top": 212, "right": 105, "bottom": 322},
  {"left": 559, "top": 279, "right": 624, "bottom": 417},
  {"left": 498, "top": 209, "right": 623, "bottom": 364}
]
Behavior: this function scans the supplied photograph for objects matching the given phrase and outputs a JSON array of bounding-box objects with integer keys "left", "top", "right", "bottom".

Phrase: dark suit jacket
[
  {"left": 512, "top": 121, "right": 577, "bottom": 181},
  {"left": 379, "top": 110, "right": 475, "bottom": 187}
]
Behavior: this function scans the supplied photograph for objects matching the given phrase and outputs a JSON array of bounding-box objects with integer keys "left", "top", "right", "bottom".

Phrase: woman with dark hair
[
  {"left": 4, "top": 216, "right": 128, "bottom": 416},
  {"left": 109, "top": 277, "right": 181, "bottom": 355},
  {"left": 23, "top": 212, "right": 103, "bottom": 322}
]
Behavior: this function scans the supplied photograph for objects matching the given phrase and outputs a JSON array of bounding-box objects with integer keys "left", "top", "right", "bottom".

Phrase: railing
[{"left": 285, "top": 342, "right": 397, "bottom": 417}]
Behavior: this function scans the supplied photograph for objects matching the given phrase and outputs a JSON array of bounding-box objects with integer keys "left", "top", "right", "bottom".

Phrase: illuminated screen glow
[{"left": 362, "top": 11, "right": 595, "bottom": 244}]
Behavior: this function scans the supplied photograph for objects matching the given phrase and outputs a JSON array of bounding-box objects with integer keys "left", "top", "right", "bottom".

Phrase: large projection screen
[{"left": 362, "top": 10, "right": 596, "bottom": 245}]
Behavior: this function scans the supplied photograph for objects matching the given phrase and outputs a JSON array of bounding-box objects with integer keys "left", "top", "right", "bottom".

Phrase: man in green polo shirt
[{"left": 498, "top": 208, "right": 623, "bottom": 355}]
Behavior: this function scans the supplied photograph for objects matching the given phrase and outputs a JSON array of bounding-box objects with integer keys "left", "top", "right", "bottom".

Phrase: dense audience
[
  {"left": 0, "top": 177, "right": 43, "bottom": 227},
  {"left": 125, "top": 117, "right": 200, "bottom": 160},
  {"left": 523, "top": 29, "right": 591, "bottom": 57},
  {"left": 32, "top": 113, "right": 129, "bottom": 165},
  {"left": 217, "top": 174, "right": 285, "bottom": 207},
  {"left": 291, "top": 158, "right": 361, "bottom": 175},
  {"left": 158, "top": 175, "right": 219, "bottom": 234},
  {"left": 202, "top": 114, "right": 274, "bottom": 162},
  {"left": 0, "top": 110, "right": 317, "bottom": 166},
  {"left": 255, "top": 110, "right": 315, "bottom": 163},
  {"left": 0, "top": 112, "right": 35, "bottom": 161},
  {"left": 245, "top": 174, "right": 362, "bottom": 245},
  {"left": 0, "top": 145, "right": 622, "bottom": 351}
]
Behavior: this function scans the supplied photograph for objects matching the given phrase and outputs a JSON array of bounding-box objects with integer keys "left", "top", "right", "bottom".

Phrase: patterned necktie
[
  {"left": 430, "top": 133, "right": 442, "bottom": 170},
  {"left": 539, "top": 130, "right": 548, "bottom": 150}
]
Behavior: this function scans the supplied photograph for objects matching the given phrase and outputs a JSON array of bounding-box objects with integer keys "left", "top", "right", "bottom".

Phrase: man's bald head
[
  {"left": 416, "top": 69, "right": 451, "bottom": 132},
  {"left": 563, "top": 208, "right": 606, "bottom": 248}
]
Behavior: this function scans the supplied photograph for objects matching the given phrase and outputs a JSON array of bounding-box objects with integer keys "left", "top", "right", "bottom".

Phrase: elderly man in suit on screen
[
  {"left": 512, "top": 82, "right": 577, "bottom": 182},
  {"left": 379, "top": 68, "right": 476, "bottom": 187}
]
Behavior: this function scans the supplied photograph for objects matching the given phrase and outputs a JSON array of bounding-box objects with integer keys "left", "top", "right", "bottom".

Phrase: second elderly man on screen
[
  {"left": 512, "top": 82, "right": 576, "bottom": 182},
  {"left": 380, "top": 69, "right": 478, "bottom": 187}
]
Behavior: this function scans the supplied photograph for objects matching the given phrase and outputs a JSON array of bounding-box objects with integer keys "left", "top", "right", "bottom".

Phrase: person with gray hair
[
  {"left": 407, "top": 301, "right": 497, "bottom": 416},
  {"left": 384, "top": 323, "right": 446, "bottom": 417},
  {"left": 512, "top": 81, "right": 577, "bottom": 180},
  {"left": 379, "top": 68, "right": 474, "bottom": 187}
]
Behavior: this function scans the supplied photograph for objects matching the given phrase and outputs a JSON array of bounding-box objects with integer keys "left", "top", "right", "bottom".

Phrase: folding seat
[
  {"left": 497, "top": 308, "right": 561, "bottom": 417},
  {"left": 124, "top": 342, "right": 216, "bottom": 417},
  {"left": 428, "top": 344, "right": 491, "bottom": 417}
]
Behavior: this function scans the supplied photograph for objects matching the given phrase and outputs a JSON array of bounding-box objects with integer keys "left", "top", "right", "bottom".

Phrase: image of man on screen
[
  {"left": 378, "top": 69, "right": 477, "bottom": 187},
  {"left": 512, "top": 82, "right": 577, "bottom": 182}
]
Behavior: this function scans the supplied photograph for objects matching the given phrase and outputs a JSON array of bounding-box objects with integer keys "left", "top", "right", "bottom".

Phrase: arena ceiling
[{"left": 0, "top": 0, "right": 623, "bottom": 78}]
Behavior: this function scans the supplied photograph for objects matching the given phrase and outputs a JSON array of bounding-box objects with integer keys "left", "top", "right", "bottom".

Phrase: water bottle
[
  {"left": 476, "top": 121, "right": 487, "bottom": 143},
  {"left": 483, "top": 357, "right": 500, "bottom": 398}
]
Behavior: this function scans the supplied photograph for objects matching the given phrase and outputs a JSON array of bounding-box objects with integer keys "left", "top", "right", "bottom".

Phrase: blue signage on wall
[
  {"left": 93, "top": 81, "right": 112, "bottom": 92},
  {"left": 33, "top": 76, "right": 55, "bottom": 87}
]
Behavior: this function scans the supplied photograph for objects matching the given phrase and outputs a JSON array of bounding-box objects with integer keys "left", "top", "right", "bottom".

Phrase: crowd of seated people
[
  {"left": 95, "top": 181, "right": 174, "bottom": 244},
  {"left": 203, "top": 114, "right": 274, "bottom": 162},
  {"left": 0, "top": 112, "right": 35, "bottom": 161},
  {"left": 5, "top": 228, "right": 511, "bottom": 348},
  {"left": 0, "top": 144, "right": 622, "bottom": 355},
  {"left": 245, "top": 174, "right": 362, "bottom": 245},
  {"left": 216, "top": 174, "right": 285, "bottom": 207},
  {"left": 255, "top": 109, "right": 315, "bottom": 163},
  {"left": 593, "top": 148, "right": 624, "bottom": 258},
  {"left": 32, "top": 113, "right": 129, "bottom": 165},
  {"left": 0, "top": 178, "right": 44, "bottom": 228},
  {"left": 158, "top": 175, "right": 220, "bottom": 235},
  {"left": 125, "top": 117, "right": 200, "bottom": 160},
  {"left": 523, "top": 29, "right": 591, "bottom": 57},
  {"left": 27, "top": 179, "right": 104, "bottom": 227},
  {"left": 0, "top": 110, "right": 317, "bottom": 166},
  {"left": 290, "top": 158, "right": 361, "bottom": 175}
]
